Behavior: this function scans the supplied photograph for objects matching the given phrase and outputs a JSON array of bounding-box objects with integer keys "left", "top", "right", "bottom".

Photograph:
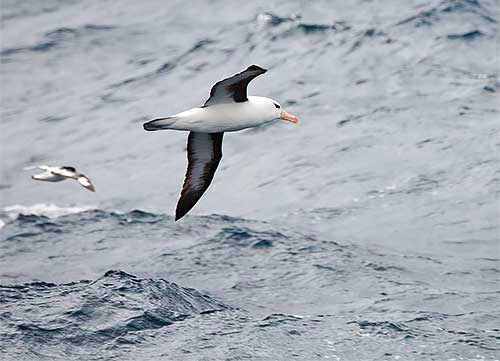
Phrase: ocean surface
[{"left": 1, "top": 0, "right": 499, "bottom": 360}]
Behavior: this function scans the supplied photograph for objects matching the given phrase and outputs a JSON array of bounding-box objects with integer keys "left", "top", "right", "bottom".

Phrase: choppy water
[{"left": 1, "top": 0, "right": 499, "bottom": 360}]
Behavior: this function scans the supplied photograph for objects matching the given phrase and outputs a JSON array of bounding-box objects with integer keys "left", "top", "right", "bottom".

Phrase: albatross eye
[{"left": 273, "top": 102, "right": 280, "bottom": 109}]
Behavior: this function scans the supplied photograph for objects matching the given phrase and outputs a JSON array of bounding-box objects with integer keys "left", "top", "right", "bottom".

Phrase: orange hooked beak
[{"left": 280, "top": 111, "right": 299, "bottom": 124}]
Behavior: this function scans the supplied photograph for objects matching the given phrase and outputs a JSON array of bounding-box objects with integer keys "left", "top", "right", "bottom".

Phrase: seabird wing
[
  {"left": 51, "top": 166, "right": 77, "bottom": 178},
  {"left": 32, "top": 171, "right": 65, "bottom": 182},
  {"left": 77, "top": 174, "right": 95, "bottom": 192},
  {"left": 176, "top": 132, "right": 224, "bottom": 220},
  {"left": 24, "top": 165, "right": 51, "bottom": 171},
  {"left": 203, "top": 65, "right": 267, "bottom": 107}
]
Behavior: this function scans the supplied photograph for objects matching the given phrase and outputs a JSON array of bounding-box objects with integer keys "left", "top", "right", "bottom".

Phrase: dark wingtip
[
  {"left": 247, "top": 64, "right": 267, "bottom": 73},
  {"left": 175, "top": 197, "right": 194, "bottom": 221},
  {"left": 175, "top": 201, "right": 190, "bottom": 221},
  {"left": 174, "top": 211, "right": 185, "bottom": 222}
]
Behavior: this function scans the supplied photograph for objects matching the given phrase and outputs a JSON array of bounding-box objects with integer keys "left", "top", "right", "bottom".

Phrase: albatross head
[{"left": 263, "top": 98, "right": 299, "bottom": 124}]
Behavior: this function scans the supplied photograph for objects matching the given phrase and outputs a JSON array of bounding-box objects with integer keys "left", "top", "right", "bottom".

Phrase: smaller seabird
[
  {"left": 143, "top": 64, "right": 298, "bottom": 220},
  {"left": 29, "top": 165, "right": 95, "bottom": 192}
]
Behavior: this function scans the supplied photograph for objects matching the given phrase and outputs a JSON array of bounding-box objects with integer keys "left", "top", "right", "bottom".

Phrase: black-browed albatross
[{"left": 143, "top": 65, "right": 298, "bottom": 221}]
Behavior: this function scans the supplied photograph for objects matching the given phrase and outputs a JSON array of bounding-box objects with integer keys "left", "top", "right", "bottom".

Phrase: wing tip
[
  {"left": 175, "top": 207, "right": 187, "bottom": 221},
  {"left": 247, "top": 64, "right": 267, "bottom": 73}
]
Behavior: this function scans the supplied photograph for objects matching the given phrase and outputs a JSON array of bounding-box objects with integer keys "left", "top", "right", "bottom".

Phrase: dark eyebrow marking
[{"left": 273, "top": 102, "right": 280, "bottom": 109}]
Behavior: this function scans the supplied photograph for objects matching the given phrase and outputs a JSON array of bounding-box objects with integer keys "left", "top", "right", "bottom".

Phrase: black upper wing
[
  {"left": 202, "top": 65, "right": 267, "bottom": 107},
  {"left": 175, "top": 132, "right": 224, "bottom": 221}
]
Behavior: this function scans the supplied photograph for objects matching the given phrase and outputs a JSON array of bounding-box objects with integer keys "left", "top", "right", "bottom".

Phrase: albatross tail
[{"left": 143, "top": 117, "right": 177, "bottom": 131}]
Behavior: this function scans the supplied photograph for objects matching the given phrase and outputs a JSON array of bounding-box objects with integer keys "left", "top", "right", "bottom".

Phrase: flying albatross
[
  {"left": 29, "top": 165, "right": 95, "bottom": 192},
  {"left": 143, "top": 65, "right": 298, "bottom": 221}
]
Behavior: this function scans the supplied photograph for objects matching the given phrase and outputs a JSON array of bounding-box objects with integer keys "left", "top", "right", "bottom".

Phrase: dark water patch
[
  {"left": 313, "top": 264, "right": 339, "bottom": 272},
  {"left": 251, "top": 239, "right": 273, "bottom": 249},
  {"left": 297, "top": 21, "right": 350, "bottom": 34},
  {"left": 337, "top": 114, "right": 364, "bottom": 127},
  {"left": 127, "top": 209, "right": 158, "bottom": 219},
  {"left": 1, "top": 24, "right": 115, "bottom": 58},
  {"left": 1, "top": 41, "right": 58, "bottom": 57},
  {"left": 156, "top": 61, "right": 175, "bottom": 74},
  {"left": 257, "top": 313, "right": 303, "bottom": 328},
  {"left": 96, "top": 93, "right": 129, "bottom": 106},
  {"left": 416, "top": 138, "right": 434, "bottom": 148},
  {"left": 54, "top": 209, "right": 166, "bottom": 226},
  {"left": 406, "top": 312, "right": 453, "bottom": 323},
  {"left": 44, "top": 24, "right": 115, "bottom": 38},
  {"left": 4, "top": 231, "right": 41, "bottom": 242},
  {"left": 39, "top": 115, "right": 67, "bottom": 123},
  {"left": 0, "top": 1, "right": 77, "bottom": 23},
  {"left": 116, "top": 209, "right": 163, "bottom": 225},
  {"left": 231, "top": 280, "right": 265, "bottom": 290},
  {"left": 213, "top": 226, "right": 286, "bottom": 248},
  {"left": 396, "top": 0, "right": 496, "bottom": 28},
  {"left": 111, "top": 38, "right": 216, "bottom": 88},
  {"left": 111, "top": 76, "right": 141, "bottom": 88},
  {"left": 0, "top": 270, "right": 228, "bottom": 346},
  {"left": 406, "top": 175, "right": 440, "bottom": 194},
  {"left": 337, "top": 106, "right": 401, "bottom": 127},
  {"left": 304, "top": 91, "right": 321, "bottom": 99},
  {"left": 12, "top": 214, "right": 61, "bottom": 231},
  {"left": 482, "top": 79, "right": 498, "bottom": 93},
  {"left": 446, "top": 30, "right": 484, "bottom": 40},
  {"left": 349, "top": 28, "right": 390, "bottom": 53},
  {"left": 257, "top": 12, "right": 350, "bottom": 41},
  {"left": 364, "top": 262, "right": 407, "bottom": 272},
  {"left": 477, "top": 257, "right": 500, "bottom": 262},
  {"left": 154, "top": 38, "right": 215, "bottom": 75}
]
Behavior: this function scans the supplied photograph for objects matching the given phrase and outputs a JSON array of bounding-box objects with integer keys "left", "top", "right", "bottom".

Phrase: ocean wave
[
  {"left": 0, "top": 23, "right": 115, "bottom": 58},
  {"left": 255, "top": 12, "right": 350, "bottom": 42},
  {"left": 212, "top": 226, "right": 287, "bottom": 248},
  {"left": 257, "top": 12, "right": 350, "bottom": 32},
  {"left": 0, "top": 270, "right": 228, "bottom": 346},
  {"left": 110, "top": 38, "right": 216, "bottom": 88},
  {"left": 396, "top": 0, "right": 497, "bottom": 27},
  {"left": 446, "top": 29, "right": 485, "bottom": 40},
  {"left": 347, "top": 28, "right": 391, "bottom": 53}
]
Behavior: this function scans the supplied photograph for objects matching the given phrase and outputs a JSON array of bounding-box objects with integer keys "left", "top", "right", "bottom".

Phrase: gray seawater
[{"left": 1, "top": 0, "right": 499, "bottom": 360}]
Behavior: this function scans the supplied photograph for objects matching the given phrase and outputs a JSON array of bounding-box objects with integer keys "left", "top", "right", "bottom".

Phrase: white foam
[{"left": 1, "top": 203, "right": 97, "bottom": 219}]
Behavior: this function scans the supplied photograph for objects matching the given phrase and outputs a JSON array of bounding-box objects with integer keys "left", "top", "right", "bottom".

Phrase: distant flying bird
[
  {"left": 143, "top": 65, "right": 298, "bottom": 221},
  {"left": 29, "top": 165, "right": 95, "bottom": 192}
]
